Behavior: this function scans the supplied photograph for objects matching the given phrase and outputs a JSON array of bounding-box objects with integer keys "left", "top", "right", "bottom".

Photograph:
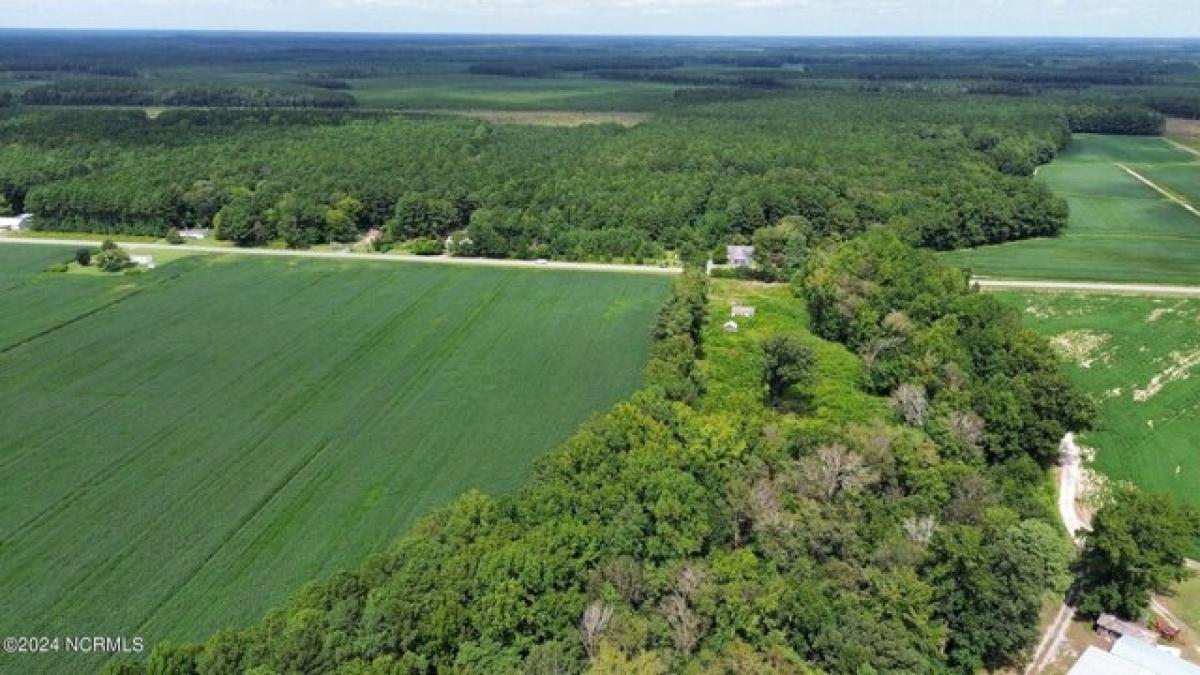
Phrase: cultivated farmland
[
  {"left": 943, "top": 134, "right": 1200, "bottom": 285},
  {"left": 994, "top": 291, "right": 1200, "bottom": 555},
  {"left": 1133, "top": 162, "right": 1200, "bottom": 210},
  {"left": 348, "top": 71, "right": 677, "bottom": 111},
  {"left": 0, "top": 245, "right": 669, "bottom": 674}
]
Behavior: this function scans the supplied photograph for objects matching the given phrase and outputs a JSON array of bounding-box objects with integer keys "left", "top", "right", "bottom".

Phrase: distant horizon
[
  {"left": 2, "top": 27, "right": 1199, "bottom": 41},
  {"left": 1, "top": 0, "right": 1197, "bottom": 39}
]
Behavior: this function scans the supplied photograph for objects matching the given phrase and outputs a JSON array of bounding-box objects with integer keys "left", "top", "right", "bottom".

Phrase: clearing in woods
[
  {"left": 0, "top": 245, "right": 669, "bottom": 674},
  {"left": 407, "top": 109, "right": 650, "bottom": 127},
  {"left": 943, "top": 134, "right": 1200, "bottom": 285},
  {"left": 1167, "top": 117, "right": 1200, "bottom": 152},
  {"left": 698, "top": 279, "right": 890, "bottom": 432},
  {"left": 994, "top": 291, "right": 1200, "bottom": 556}
]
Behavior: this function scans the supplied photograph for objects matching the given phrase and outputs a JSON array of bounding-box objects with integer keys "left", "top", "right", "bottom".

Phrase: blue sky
[{"left": 2, "top": 0, "right": 1197, "bottom": 37}]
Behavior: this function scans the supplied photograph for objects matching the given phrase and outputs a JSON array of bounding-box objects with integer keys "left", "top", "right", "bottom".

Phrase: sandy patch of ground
[
  {"left": 1025, "top": 303, "right": 1057, "bottom": 319},
  {"left": 1134, "top": 348, "right": 1200, "bottom": 401},
  {"left": 1167, "top": 118, "right": 1200, "bottom": 139},
  {"left": 1149, "top": 307, "right": 1177, "bottom": 322},
  {"left": 446, "top": 110, "right": 649, "bottom": 127},
  {"left": 1050, "top": 330, "right": 1111, "bottom": 368}
]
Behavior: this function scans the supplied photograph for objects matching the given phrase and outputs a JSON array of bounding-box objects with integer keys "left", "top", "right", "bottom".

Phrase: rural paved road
[
  {"left": 973, "top": 278, "right": 1200, "bottom": 296},
  {"left": 0, "top": 236, "right": 682, "bottom": 276},
  {"left": 10, "top": 237, "right": 1200, "bottom": 290}
]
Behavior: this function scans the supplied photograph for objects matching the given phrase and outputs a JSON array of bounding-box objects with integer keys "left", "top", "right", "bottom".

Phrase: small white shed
[
  {"left": 0, "top": 213, "right": 33, "bottom": 231},
  {"left": 723, "top": 320, "right": 739, "bottom": 333}
]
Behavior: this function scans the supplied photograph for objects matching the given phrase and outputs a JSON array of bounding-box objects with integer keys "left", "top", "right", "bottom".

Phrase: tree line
[
  {"left": 1, "top": 91, "right": 1079, "bottom": 261},
  {"left": 19, "top": 80, "right": 356, "bottom": 109},
  {"left": 1147, "top": 94, "right": 1200, "bottom": 120}
]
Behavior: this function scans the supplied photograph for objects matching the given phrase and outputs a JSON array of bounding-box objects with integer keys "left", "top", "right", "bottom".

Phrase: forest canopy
[{"left": 1, "top": 92, "right": 1075, "bottom": 260}]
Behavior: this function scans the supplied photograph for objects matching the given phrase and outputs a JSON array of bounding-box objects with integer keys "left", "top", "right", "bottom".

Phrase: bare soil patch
[
  {"left": 447, "top": 110, "right": 649, "bottom": 127},
  {"left": 1133, "top": 347, "right": 1200, "bottom": 401},
  {"left": 1167, "top": 117, "right": 1200, "bottom": 139},
  {"left": 1050, "top": 330, "right": 1111, "bottom": 368}
]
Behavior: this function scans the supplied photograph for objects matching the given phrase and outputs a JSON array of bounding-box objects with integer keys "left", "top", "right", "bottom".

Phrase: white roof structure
[
  {"left": 0, "top": 213, "right": 32, "bottom": 230},
  {"left": 727, "top": 245, "right": 755, "bottom": 266},
  {"left": 1069, "top": 647, "right": 1154, "bottom": 675},
  {"left": 129, "top": 254, "right": 156, "bottom": 269},
  {"left": 1111, "top": 637, "right": 1200, "bottom": 675},
  {"left": 723, "top": 320, "right": 739, "bottom": 333},
  {"left": 1068, "top": 639, "right": 1200, "bottom": 675},
  {"left": 732, "top": 304, "right": 756, "bottom": 318}
]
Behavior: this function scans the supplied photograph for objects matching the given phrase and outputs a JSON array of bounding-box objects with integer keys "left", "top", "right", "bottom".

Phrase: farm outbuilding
[
  {"left": 1110, "top": 636, "right": 1200, "bottom": 675},
  {"left": 727, "top": 245, "right": 755, "bottom": 268},
  {"left": 723, "top": 320, "right": 739, "bottom": 333},
  {"left": 731, "top": 304, "right": 756, "bottom": 318},
  {"left": 1097, "top": 614, "right": 1160, "bottom": 644},
  {"left": 1067, "top": 646, "right": 1150, "bottom": 675},
  {"left": 1068, "top": 646, "right": 1148, "bottom": 675},
  {"left": 0, "top": 213, "right": 33, "bottom": 231},
  {"left": 129, "top": 254, "right": 156, "bottom": 269},
  {"left": 1067, "top": 637, "right": 1200, "bottom": 675}
]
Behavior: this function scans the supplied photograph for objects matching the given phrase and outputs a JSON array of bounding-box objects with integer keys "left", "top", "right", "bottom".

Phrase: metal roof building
[
  {"left": 1068, "top": 639, "right": 1200, "bottom": 675},
  {"left": 1111, "top": 636, "right": 1200, "bottom": 675},
  {"left": 1069, "top": 646, "right": 1154, "bottom": 675}
]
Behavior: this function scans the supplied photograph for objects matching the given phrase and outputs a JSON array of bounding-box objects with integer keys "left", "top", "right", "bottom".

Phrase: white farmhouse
[
  {"left": 726, "top": 245, "right": 755, "bottom": 268},
  {"left": 0, "top": 213, "right": 33, "bottom": 231}
]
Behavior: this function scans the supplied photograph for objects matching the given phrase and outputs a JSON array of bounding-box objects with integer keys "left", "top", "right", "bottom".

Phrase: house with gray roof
[{"left": 727, "top": 245, "right": 755, "bottom": 268}]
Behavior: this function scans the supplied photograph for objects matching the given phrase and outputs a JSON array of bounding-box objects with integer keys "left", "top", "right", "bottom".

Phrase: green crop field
[
  {"left": 943, "top": 134, "right": 1200, "bottom": 285},
  {"left": 994, "top": 291, "right": 1200, "bottom": 555},
  {"left": 0, "top": 245, "right": 669, "bottom": 674},
  {"left": 1133, "top": 162, "right": 1200, "bottom": 208}
]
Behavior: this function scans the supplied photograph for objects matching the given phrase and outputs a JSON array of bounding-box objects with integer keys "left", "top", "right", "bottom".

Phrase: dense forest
[
  {"left": 103, "top": 233, "right": 1093, "bottom": 674},
  {"left": 0, "top": 95, "right": 1079, "bottom": 260},
  {"left": 1, "top": 34, "right": 1194, "bottom": 261}
]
